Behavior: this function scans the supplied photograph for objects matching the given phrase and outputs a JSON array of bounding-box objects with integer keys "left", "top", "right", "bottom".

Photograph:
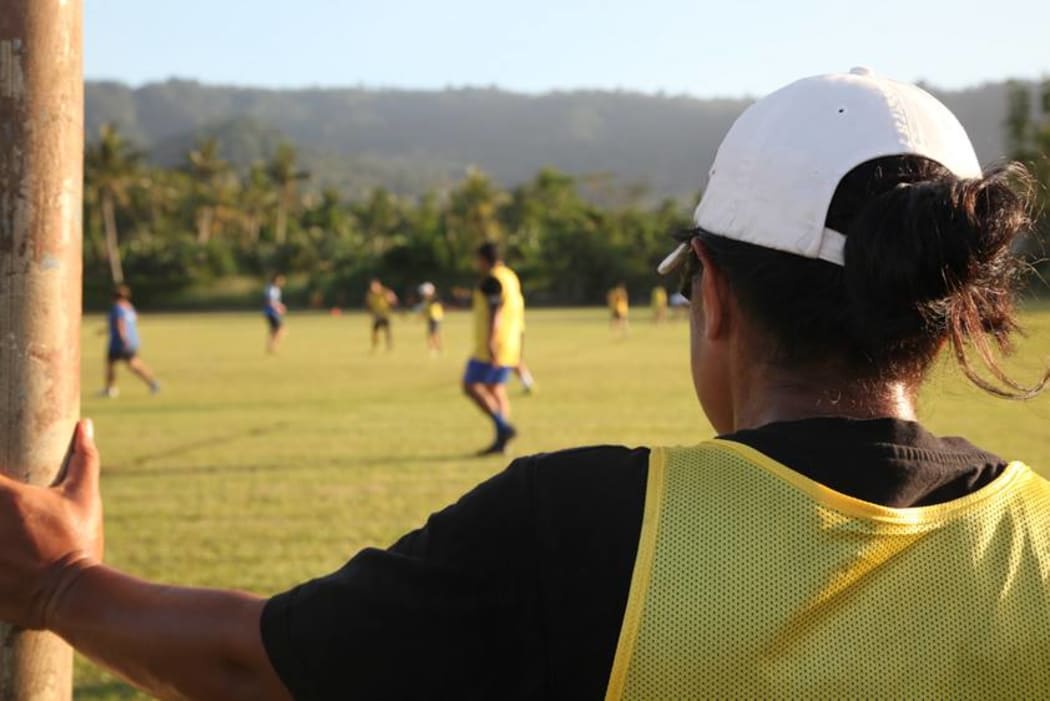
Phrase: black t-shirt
[{"left": 260, "top": 418, "right": 1007, "bottom": 700}]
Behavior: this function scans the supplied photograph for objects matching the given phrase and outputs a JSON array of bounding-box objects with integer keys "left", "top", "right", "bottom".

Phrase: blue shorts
[
  {"left": 463, "top": 358, "right": 512, "bottom": 385},
  {"left": 107, "top": 346, "right": 137, "bottom": 362},
  {"left": 265, "top": 311, "right": 283, "bottom": 331}
]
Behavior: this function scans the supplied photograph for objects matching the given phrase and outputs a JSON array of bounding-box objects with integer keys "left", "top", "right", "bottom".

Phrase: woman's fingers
[{"left": 60, "top": 419, "right": 100, "bottom": 506}]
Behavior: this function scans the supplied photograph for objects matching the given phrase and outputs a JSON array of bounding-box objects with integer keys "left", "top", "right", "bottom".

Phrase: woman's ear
[{"left": 692, "top": 239, "right": 730, "bottom": 341}]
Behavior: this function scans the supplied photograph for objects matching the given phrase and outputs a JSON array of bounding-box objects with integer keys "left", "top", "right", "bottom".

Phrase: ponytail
[{"left": 841, "top": 160, "right": 1047, "bottom": 399}]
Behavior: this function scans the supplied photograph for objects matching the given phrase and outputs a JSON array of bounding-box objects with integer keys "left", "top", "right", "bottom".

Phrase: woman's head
[{"left": 663, "top": 69, "right": 1048, "bottom": 431}]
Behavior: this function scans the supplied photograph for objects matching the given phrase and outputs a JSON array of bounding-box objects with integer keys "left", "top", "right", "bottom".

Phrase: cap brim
[{"left": 656, "top": 228, "right": 702, "bottom": 275}]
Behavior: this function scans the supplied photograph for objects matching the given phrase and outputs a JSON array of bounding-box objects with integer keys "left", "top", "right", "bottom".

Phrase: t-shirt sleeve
[
  {"left": 479, "top": 276, "right": 503, "bottom": 309},
  {"left": 259, "top": 459, "right": 546, "bottom": 700}
]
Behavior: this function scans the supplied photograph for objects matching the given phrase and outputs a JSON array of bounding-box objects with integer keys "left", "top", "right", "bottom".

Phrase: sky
[{"left": 86, "top": 0, "right": 1050, "bottom": 97}]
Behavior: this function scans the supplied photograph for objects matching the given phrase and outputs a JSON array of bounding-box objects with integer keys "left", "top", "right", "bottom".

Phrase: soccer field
[{"left": 74, "top": 306, "right": 1050, "bottom": 698}]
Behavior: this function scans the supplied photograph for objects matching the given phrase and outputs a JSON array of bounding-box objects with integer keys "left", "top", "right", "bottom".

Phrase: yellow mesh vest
[
  {"left": 472, "top": 264, "right": 523, "bottom": 366},
  {"left": 606, "top": 439, "right": 1050, "bottom": 700},
  {"left": 367, "top": 290, "right": 391, "bottom": 318}
]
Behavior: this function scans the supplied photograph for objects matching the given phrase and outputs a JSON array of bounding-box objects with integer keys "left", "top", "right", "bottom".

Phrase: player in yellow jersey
[
  {"left": 607, "top": 282, "right": 629, "bottom": 337},
  {"left": 418, "top": 282, "right": 444, "bottom": 355},
  {"left": 462, "top": 242, "right": 523, "bottom": 455},
  {"left": 650, "top": 285, "right": 667, "bottom": 323},
  {"left": 365, "top": 278, "right": 398, "bottom": 352},
  {"left": 1, "top": 71, "right": 1049, "bottom": 700}
]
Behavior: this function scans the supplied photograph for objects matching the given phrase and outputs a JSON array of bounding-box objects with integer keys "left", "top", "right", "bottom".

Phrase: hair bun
[{"left": 842, "top": 162, "right": 1044, "bottom": 398}]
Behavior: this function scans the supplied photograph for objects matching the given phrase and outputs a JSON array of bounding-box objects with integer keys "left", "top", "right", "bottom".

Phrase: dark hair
[
  {"left": 476, "top": 242, "right": 500, "bottom": 265},
  {"left": 113, "top": 284, "right": 131, "bottom": 300},
  {"left": 699, "top": 156, "right": 1048, "bottom": 399}
]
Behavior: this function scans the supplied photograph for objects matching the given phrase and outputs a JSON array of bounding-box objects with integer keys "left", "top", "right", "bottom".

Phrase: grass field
[{"left": 74, "top": 305, "right": 1050, "bottom": 699}]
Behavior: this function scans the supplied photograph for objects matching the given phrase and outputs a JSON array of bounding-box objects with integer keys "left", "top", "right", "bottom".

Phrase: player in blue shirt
[
  {"left": 103, "top": 285, "right": 159, "bottom": 398},
  {"left": 264, "top": 274, "right": 287, "bottom": 354}
]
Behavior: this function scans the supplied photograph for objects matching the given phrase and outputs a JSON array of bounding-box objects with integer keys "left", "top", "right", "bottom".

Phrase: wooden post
[{"left": 0, "top": 0, "right": 83, "bottom": 698}]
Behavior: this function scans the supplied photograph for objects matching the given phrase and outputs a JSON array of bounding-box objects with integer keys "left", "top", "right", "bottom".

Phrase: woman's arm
[
  {"left": 0, "top": 421, "right": 291, "bottom": 701},
  {"left": 51, "top": 566, "right": 289, "bottom": 701}
]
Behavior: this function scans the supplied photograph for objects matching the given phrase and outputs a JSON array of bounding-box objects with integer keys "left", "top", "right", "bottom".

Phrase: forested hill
[{"left": 85, "top": 79, "right": 1019, "bottom": 201}]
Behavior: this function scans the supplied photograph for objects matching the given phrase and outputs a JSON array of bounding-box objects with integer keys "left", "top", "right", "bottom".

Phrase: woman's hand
[{"left": 0, "top": 420, "right": 103, "bottom": 630}]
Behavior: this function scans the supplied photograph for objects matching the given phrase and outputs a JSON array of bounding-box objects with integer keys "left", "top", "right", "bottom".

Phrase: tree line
[
  {"left": 84, "top": 124, "right": 692, "bottom": 309},
  {"left": 84, "top": 81, "right": 1050, "bottom": 309}
]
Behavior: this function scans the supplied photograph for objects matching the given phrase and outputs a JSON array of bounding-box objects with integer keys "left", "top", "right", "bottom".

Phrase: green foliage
[
  {"left": 1005, "top": 80, "right": 1050, "bottom": 271},
  {"left": 83, "top": 128, "right": 694, "bottom": 309}
]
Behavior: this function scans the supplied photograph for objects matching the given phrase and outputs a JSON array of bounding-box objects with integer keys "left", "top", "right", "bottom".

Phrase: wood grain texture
[{"left": 0, "top": 1, "right": 83, "bottom": 698}]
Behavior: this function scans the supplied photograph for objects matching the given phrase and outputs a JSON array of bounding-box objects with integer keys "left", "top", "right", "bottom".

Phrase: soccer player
[
  {"left": 419, "top": 281, "right": 444, "bottom": 354},
  {"left": 651, "top": 285, "right": 668, "bottom": 322},
  {"left": 3, "top": 70, "right": 1050, "bottom": 700},
  {"left": 263, "top": 274, "right": 287, "bottom": 354},
  {"left": 101, "top": 285, "right": 159, "bottom": 397},
  {"left": 462, "top": 242, "right": 523, "bottom": 454},
  {"left": 365, "top": 278, "right": 398, "bottom": 352},
  {"left": 607, "top": 282, "right": 629, "bottom": 336}
]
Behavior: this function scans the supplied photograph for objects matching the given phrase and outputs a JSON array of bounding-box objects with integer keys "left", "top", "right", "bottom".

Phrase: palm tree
[
  {"left": 84, "top": 123, "right": 141, "bottom": 284},
  {"left": 444, "top": 167, "right": 506, "bottom": 263},
  {"left": 239, "top": 163, "right": 274, "bottom": 245},
  {"left": 265, "top": 143, "right": 309, "bottom": 244},
  {"left": 185, "top": 137, "right": 231, "bottom": 245},
  {"left": 355, "top": 187, "right": 403, "bottom": 256}
]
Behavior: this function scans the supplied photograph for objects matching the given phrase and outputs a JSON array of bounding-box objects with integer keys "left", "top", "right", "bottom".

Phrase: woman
[
  {"left": 101, "top": 284, "right": 160, "bottom": 397},
  {"left": 263, "top": 273, "right": 287, "bottom": 354},
  {"left": 0, "top": 69, "right": 1047, "bottom": 699},
  {"left": 418, "top": 281, "right": 444, "bottom": 354},
  {"left": 607, "top": 281, "right": 630, "bottom": 337}
]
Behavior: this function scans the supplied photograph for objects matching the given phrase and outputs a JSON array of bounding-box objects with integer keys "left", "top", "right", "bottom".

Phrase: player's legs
[
  {"left": 463, "top": 360, "right": 517, "bottom": 454},
  {"left": 427, "top": 320, "right": 443, "bottom": 353},
  {"left": 488, "top": 382, "right": 511, "bottom": 419},
  {"left": 103, "top": 358, "right": 118, "bottom": 397},
  {"left": 267, "top": 326, "right": 285, "bottom": 354},
  {"left": 383, "top": 319, "right": 393, "bottom": 350},
  {"left": 370, "top": 318, "right": 380, "bottom": 352},
  {"left": 485, "top": 372, "right": 516, "bottom": 453},
  {"left": 266, "top": 315, "right": 284, "bottom": 354},
  {"left": 127, "top": 355, "right": 160, "bottom": 394},
  {"left": 463, "top": 380, "right": 499, "bottom": 416}
]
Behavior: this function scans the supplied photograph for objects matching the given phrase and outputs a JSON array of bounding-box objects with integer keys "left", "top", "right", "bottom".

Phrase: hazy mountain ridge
[{"left": 85, "top": 79, "right": 1021, "bottom": 200}]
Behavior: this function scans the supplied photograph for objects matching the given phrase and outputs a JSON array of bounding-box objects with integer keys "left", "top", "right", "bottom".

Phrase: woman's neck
[{"left": 731, "top": 364, "right": 918, "bottom": 432}]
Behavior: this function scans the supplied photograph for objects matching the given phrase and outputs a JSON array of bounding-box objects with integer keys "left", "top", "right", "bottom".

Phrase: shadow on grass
[
  {"left": 108, "top": 452, "right": 480, "bottom": 479},
  {"left": 74, "top": 680, "right": 140, "bottom": 700},
  {"left": 128, "top": 421, "right": 292, "bottom": 467}
]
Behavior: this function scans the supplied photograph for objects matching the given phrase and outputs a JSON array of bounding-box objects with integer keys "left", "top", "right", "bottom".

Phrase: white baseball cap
[{"left": 658, "top": 67, "right": 982, "bottom": 274}]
